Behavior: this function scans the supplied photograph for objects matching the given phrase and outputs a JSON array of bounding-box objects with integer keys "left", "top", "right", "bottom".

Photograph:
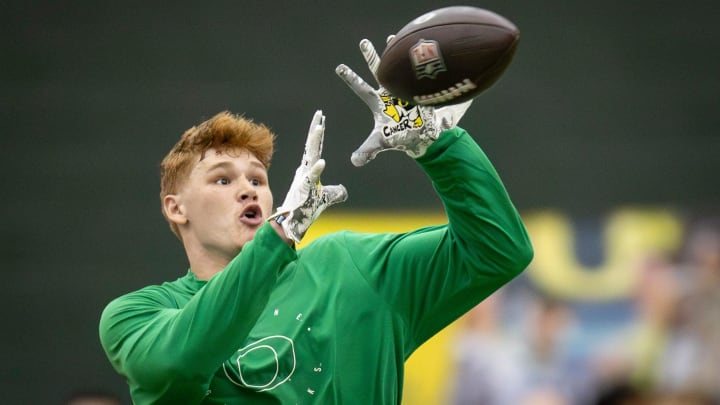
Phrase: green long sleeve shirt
[{"left": 99, "top": 127, "right": 533, "bottom": 404}]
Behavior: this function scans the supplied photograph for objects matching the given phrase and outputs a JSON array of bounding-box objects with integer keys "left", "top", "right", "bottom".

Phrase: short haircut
[{"left": 160, "top": 111, "right": 275, "bottom": 238}]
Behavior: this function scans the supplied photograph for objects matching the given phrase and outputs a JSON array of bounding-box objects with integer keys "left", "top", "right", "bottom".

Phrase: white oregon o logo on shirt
[{"left": 223, "top": 335, "right": 297, "bottom": 392}]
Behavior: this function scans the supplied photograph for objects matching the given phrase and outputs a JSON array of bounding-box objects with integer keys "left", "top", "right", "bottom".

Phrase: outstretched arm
[{"left": 335, "top": 39, "right": 533, "bottom": 348}]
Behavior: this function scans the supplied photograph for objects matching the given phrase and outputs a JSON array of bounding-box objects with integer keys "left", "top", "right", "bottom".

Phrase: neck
[{"left": 183, "top": 241, "right": 236, "bottom": 281}]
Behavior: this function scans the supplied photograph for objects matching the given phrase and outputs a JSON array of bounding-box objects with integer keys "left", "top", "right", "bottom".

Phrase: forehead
[{"left": 193, "top": 147, "right": 266, "bottom": 172}]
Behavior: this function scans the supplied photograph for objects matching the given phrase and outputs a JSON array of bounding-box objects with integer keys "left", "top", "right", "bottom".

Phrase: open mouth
[
  {"left": 243, "top": 209, "right": 258, "bottom": 219},
  {"left": 240, "top": 205, "right": 263, "bottom": 225}
]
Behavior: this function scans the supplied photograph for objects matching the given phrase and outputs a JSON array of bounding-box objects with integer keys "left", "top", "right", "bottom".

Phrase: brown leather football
[{"left": 377, "top": 6, "right": 520, "bottom": 106}]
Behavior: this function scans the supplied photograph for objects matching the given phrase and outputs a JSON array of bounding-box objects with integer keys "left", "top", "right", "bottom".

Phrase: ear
[{"left": 163, "top": 194, "right": 188, "bottom": 226}]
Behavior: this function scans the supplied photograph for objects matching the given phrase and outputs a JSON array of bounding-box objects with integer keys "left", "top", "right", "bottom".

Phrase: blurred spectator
[
  {"left": 449, "top": 288, "right": 586, "bottom": 405},
  {"left": 518, "top": 294, "right": 586, "bottom": 403},
  {"left": 593, "top": 249, "right": 680, "bottom": 391},
  {"left": 449, "top": 291, "right": 525, "bottom": 405},
  {"left": 586, "top": 250, "right": 681, "bottom": 402},
  {"left": 658, "top": 220, "right": 720, "bottom": 402},
  {"left": 628, "top": 252, "right": 681, "bottom": 389}
]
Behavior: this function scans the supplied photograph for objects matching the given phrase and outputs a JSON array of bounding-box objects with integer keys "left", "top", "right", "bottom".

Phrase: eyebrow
[
  {"left": 204, "top": 160, "right": 266, "bottom": 172},
  {"left": 205, "top": 161, "right": 233, "bottom": 172}
]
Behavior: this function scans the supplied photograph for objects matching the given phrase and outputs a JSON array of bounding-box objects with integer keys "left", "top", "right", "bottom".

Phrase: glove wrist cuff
[{"left": 268, "top": 212, "right": 288, "bottom": 225}]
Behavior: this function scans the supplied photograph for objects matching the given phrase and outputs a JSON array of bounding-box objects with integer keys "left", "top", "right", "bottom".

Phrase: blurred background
[{"left": 2, "top": 0, "right": 719, "bottom": 404}]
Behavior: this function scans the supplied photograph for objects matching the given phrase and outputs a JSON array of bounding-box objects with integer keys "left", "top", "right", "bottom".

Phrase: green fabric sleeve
[
  {"left": 345, "top": 127, "right": 534, "bottom": 353},
  {"left": 98, "top": 223, "right": 296, "bottom": 403}
]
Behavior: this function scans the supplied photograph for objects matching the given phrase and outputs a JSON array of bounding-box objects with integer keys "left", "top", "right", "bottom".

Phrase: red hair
[{"left": 159, "top": 111, "right": 275, "bottom": 238}]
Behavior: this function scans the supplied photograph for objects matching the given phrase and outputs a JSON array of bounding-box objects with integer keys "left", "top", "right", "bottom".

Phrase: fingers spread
[
  {"left": 335, "top": 64, "right": 380, "bottom": 111},
  {"left": 350, "top": 130, "right": 387, "bottom": 167},
  {"left": 322, "top": 184, "right": 348, "bottom": 206},
  {"left": 359, "top": 39, "right": 380, "bottom": 81},
  {"left": 303, "top": 110, "right": 325, "bottom": 164}
]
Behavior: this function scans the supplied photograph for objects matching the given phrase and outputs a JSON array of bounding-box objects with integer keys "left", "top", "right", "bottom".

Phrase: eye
[
  {"left": 215, "top": 177, "right": 230, "bottom": 185},
  {"left": 249, "top": 178, "right": 261, "bottom": 186}
]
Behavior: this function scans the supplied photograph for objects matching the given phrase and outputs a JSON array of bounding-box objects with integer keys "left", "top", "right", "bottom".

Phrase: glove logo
[{"left": 381, "top": 93, "right": 424, "bottom": 137}]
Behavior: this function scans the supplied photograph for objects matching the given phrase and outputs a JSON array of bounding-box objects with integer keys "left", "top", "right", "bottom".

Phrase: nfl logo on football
[{"left": 411, "top": 39, "right": 447, "bottom": 79}]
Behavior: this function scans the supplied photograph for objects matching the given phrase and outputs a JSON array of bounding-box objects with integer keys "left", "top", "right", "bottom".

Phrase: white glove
[
  {"left": 336, "top": 37, "right": 473, "bottom": 167},
  {"left": 268, "top": 110, "right": 348, "bottom": 243}
]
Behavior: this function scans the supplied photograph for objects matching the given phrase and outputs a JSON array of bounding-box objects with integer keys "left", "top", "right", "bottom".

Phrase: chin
[{"left": 236, "top": 231, "right": 259, "bottom": 251}]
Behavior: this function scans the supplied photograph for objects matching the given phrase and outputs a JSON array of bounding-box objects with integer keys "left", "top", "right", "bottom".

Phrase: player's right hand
[
  {"left": 335, "top": 38, "right": 472, "bottom": 167},
  {"left": 268, "top": 110, "right": 348, "bottom": 243}
]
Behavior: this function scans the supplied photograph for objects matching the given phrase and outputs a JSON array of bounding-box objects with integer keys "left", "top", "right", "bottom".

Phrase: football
[{"left": 377, "top": 6, "right": 520, "bottom": 106}]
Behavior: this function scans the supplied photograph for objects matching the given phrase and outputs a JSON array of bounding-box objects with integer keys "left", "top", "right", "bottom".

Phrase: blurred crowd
[{"left": 448, "top": 217, "right": 720, "bottom": 405}]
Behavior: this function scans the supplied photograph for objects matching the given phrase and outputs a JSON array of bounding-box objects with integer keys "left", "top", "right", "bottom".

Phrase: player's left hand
[
  {"left": 269, "top": 110, "right": 348, "bottom": 243},
  {"left": 336, "top": 37, "right": 472, "bottom": 167}
]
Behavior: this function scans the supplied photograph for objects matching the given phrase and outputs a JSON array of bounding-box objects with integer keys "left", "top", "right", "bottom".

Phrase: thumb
[
  {"left": 307, "top": 159, "right": 326, "bottom": 184},
  {"left": 321, "top": 184, "right": 349, "bottom": 206},
  {"left": 351, "top": 131, "right": 387, "bottom": 167}
]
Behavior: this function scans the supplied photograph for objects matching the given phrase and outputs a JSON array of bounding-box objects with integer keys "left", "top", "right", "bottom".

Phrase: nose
[{"left": 237, "top": 177, "right": 258, "bottom": 201}]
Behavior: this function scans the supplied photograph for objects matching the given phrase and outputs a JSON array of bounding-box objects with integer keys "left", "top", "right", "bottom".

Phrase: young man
[{"left": 99, "top": 39, "right": 533, "bottom": 404}]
